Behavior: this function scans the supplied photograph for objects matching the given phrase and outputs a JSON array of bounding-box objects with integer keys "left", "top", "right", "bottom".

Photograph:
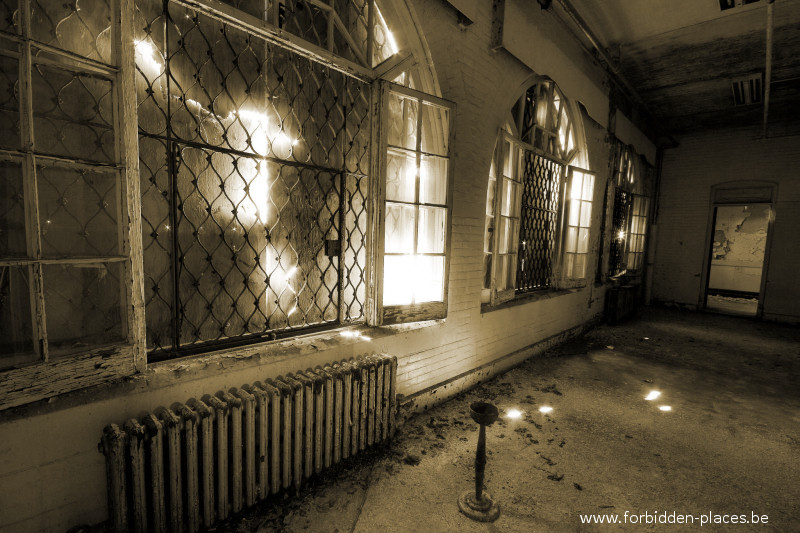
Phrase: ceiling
[{"left": 560, "top": 0, "right": 800, "bottom": 138}]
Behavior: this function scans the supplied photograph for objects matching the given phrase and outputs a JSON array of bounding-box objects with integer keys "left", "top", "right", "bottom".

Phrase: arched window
[
  {"left": 483, "top": 79, "right": 593, "bottom": 305},
  {"left": 607, "top": 143, "right": 650, "bottom": 277}
]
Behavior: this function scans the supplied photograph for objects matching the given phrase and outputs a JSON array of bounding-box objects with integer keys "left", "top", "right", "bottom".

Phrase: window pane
[
  {"left": 31, "top": 0, "right": 112, "bottom": 63},
  {"left": 38, "top": 165, "right": 119, "bottom": 257},
  {"left": 414, "top": 255, "right": 444, "bottom": 303},
  {"left": 420, "top": 155, "right": 447, "bottom": 205},
  {"left": 0, "top": 159, "right": 27, "bottom": 257},
  {"left": 496, "top": 254, "right": 508, "bottom": 290},
  {"left": 382, "top": 254, "right": 412, "bottom": 305},
  {"left": 420, "top": 103, "right": 448, "bottom": 156},
  {"left": 578, "top": 227, "right": 589, "bottom": 254},
  {"left": 503, "top": 140, "right": 514, "bottom": 177},
  {"left": 582, "top": 174, "right": 594, "bottom": 201},
  {"left": 386, "top": 149, "right": 416, "bottom": 202},
  {"left": 569, "top": 173, "right": 582, "bottom": 200},
  {"left": 0, "top": 265, "right": 35, "bottom": 368},
  {"left": 32, "top": 64, "right": 115, "bottom": 163},
  {"left": 0, "top": 53, "right": 20, "bottom": 151},
  {"left": 417, "top": 206, "right": 445, "bottom": 254},
  {"left": 565, "top": 226, "right": 577, "bottom": 253},
  {"left": 578, "top": 200, "right": 590, "bottom": 227},
  {"left": 44, "top": 262, "right": 123, "bottom": 356},
  {"left": 574, "top": 253, "right": 586, "bottom": 278},
  {"left": 498, "top": 217, "right": 511, "bottom": 254},
  {"left": 485, "top": 176, "right": 495, "bottom": 216},
  {"left": 501, "top": 177, "right": 519, "bottom": 217},
  {"left": 563, "top": 253, "right": 574, "bottom": 279},
  {"left": 387, "top": 93, "right": 417, "bottom": 150},
  {"left": 568, "top": 198, "right": 580, "bottom": 227},
  {"left": 385, "top": 202, "right": 415, "bottom": 253}
]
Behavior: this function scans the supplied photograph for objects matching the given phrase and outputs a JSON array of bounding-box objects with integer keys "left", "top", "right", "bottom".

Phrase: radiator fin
[{"left": 101, "top": 354, "right": 397, "bottom": 532}]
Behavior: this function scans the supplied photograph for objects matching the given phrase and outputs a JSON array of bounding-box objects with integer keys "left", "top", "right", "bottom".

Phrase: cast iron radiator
[{"left": 99, "top": 354, "right": 397, "bottom": 532}]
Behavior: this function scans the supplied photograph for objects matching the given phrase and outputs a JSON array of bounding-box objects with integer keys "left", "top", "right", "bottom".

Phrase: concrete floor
[{"left": 217, "top": 307, "right": 800, "bottom": 532}]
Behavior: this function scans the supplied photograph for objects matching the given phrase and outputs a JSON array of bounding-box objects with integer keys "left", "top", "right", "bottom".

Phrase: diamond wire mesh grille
[
  {"left": 609, "top": 187, "right": 630, "bottom": 276},
  {"left": 136, "top": 0, "right": 369, "bottom": 356},
  {"left": 516, "top": 150, "right": 561, "bottom": 292}
]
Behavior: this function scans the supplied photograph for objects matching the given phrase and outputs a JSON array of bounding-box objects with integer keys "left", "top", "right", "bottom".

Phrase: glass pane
[
  {"left": 0, "top": 265, "right": 35, "bottom": 368},
  {"left": 32, "top": 64, "right": 115, "bottom": 163},
  {"left": 569, "top": 172, "right": 582, "bottom": 200},
  {"left": 496, "top": 254, "right": 508, "bottom": 290},
  {"left": 419, "top": 155, "right": 447, "bottom": 205},
  {"left": 578, "top": 227, "right": 589, "bottom": 254},
  {"left": 384, "top": 202, "right": 415, "bottom": 254},
  {"left": 386, "top": 149, "right": 416, "bottom": 202},
  {"left": 31, "top": 0, "right": 112, "bottom": 64},
  {"left": 508, "top": 219, "right": 519, "bottom": 253},
  {"left": 483, "top": 217, "right": 493, "bottom": 253},
  {"left": 383, "top": 254, "right": 412, "bottom": 306},
  {"left": 582, "top": 174, "right": 594, "bottom": 201},
  {"left": 501, "top": 177, "right": 518, "bottom": 217},
  {"left": 485, "top": 176, "right": 495, "bottom": 216},
  {"left": 38, "top": 165, "right": 119, "bottom": 257},
  {"left": 574, "top": 253, "right": 586, "bottom": 279},
  {"left": 503, "top": 141, "right": 513, "bottom": 177},
  {"left": 498, "top": 217, "right": 510, "bottom": 254},
  {"left": 568, "top": 198, "right": 580, "bottom": 227},
  {"left": 44, "top": 262, "right": 123, "bottom": 356},
  {"left": 417, "top": 206, "right": 445, "bottom": 254},
  {"left": 565, "top": 226, "right": 577, "bottom": 253},
  {"left": 387, "top": 92, "right": 417, "bottom": 150},
  {"left": 414, "top": 255, "right": 444, "bottom": 303},
  {"left": 563, "top": 253, "right": 574, "bottom": 279},
  {"left": 420, "top": 103, "right": 448, "bottom": 156},
  {"left": 0, "top": 53, "right": 20, "bottom": 151},
  {"left": 0, "top": 159, "right": 27, "bottom": 257},
  {"left": 579, "top": 200, "right": 592, "bottom": 228}
]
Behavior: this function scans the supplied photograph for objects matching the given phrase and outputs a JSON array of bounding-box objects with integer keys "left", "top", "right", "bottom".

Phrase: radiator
[{"left": 100, "top": 354, "right": 397, "bottom": 533}]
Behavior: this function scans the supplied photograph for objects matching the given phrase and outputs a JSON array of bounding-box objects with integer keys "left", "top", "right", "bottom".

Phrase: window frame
[
  {"left": 0, "top": 0, "right": 143, "bottom": 409},
  {"left": 369, "top": 80, "right": 455, "bottom": 325},
  {"left": 604, "top": 143, "right": 651, "bottom": 279},
  {"left": 484, "top": 129, "right": 573, "bottom": 306},
  {"left": 558, "top": 165, "right": 597, "bottom": 286}
]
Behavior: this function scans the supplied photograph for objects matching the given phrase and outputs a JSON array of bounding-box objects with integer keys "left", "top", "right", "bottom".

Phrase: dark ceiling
[{"left": 560, "top": 0, "right": 800, "bottom": 137}]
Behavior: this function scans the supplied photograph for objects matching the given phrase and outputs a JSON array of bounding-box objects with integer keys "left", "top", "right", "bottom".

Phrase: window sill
[{"left": 481, "top": 285, "right": 587, "bottom": 314}]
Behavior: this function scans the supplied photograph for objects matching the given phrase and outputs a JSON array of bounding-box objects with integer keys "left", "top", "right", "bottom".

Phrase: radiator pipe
[{"left": 762, "top": 0, "right": 775, "bottom": 137}]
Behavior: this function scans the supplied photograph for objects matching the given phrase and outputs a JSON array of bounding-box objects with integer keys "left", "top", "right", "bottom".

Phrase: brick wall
[
  {"left": 0, "top": 1, "right": 643, "bottom": 531},
  {"left": 652, "top": 127, "right": 800, "bottom": 322}
]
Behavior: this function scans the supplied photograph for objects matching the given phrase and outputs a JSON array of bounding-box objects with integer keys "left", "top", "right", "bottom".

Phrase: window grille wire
[
  {"left": 136, "top": 0, "right": 369, "bottom": 357},
  {"left": 609, "top": 187, "right": 630, "bottom": 276},
  {"left": 516, "top": 150, "right": 561, "bottom": 292}
]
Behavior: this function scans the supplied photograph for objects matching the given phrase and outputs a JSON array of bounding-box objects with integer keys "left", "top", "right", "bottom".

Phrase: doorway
[{"left": 705, "top": 204, "right": 770, "bottom": 317}]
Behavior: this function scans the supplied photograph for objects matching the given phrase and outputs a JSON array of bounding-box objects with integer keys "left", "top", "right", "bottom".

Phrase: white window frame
[
  {"left": 369, "top": 81, "right": 454, "bottom": 325},
  {"left": 558, "top": 166, "right": 597, "bottom": 286},
  {"left": 0, "top": 0, "right": 143, "bottom": 410}
]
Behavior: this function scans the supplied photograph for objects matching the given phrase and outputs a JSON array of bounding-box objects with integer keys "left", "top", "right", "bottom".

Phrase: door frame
[{"left": 700, "top": 181, "right": 777, "bottom": 318}]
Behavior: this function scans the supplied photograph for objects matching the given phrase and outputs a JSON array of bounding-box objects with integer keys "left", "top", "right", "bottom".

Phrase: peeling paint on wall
[{"left": 709, "top": 204, "right": 769, "bottom": 293}]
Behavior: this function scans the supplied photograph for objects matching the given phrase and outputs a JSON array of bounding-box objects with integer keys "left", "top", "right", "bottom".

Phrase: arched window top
[
  {"left": 510, "top": 80, "right": 578, "bottom": 163},
  {"left": 614, "top": 143, "right": 643, "bottom": 194}
]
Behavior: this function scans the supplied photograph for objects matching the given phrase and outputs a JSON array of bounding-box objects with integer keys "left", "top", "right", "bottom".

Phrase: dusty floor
[{"left": 215, "top": 307, "right": 800, "bottom": 532}]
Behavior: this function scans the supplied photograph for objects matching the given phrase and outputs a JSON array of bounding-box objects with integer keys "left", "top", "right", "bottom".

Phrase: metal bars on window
[
  {"left": 0, "top": 0, "right": 127, "bottom": 368},
  {"left": 136, "top": 0, "right": 369, "bottom": 357},
  {"left": 516, "top": 149, "right": 562, "bottom": 292},
  {"left": 484, "top": 130, "right": 565, "bottom": 303}
]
